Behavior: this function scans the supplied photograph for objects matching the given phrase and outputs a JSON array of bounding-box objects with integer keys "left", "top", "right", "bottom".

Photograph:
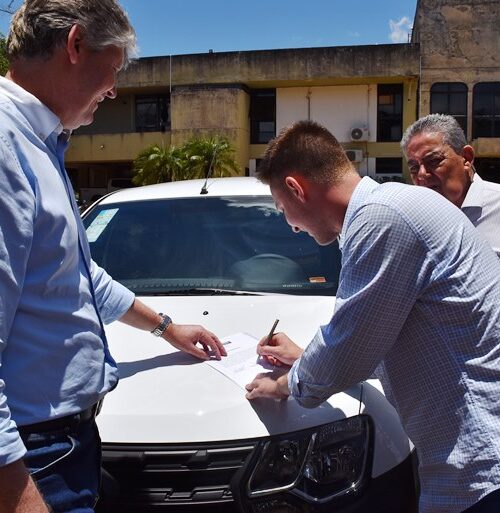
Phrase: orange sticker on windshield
[{"left": 309, "top": 276, "right": 326, "bottom": 283}]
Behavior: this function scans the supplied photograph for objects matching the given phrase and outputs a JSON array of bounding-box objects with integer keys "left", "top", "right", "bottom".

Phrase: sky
[{"left": 0, "top": 0, "right": 417, "bottom": 58}]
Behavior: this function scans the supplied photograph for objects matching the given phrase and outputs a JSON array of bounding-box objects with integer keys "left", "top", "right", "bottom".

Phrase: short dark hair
[{"left": 256, "top": 120, "right": 355, "bottom": 186}]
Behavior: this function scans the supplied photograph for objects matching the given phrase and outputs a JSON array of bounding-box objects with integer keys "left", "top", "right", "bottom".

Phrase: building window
[
  {"left": 250, "top": 89, "right": 276, "bottom": 144},
  {"left": 135, "top": 95, "right": 170, "bottom": 132},
  {"left": 473, "top": 83, "right": 500, "bottom": 138},
  {"left": 430, "top": 83, "right": 468, "bottom": 135},
  {"left": 377, "top": 84, "right": 403, "bottom": 142},
  {"left": 375, "top": 157, "right": 403, "bottom": 175}
]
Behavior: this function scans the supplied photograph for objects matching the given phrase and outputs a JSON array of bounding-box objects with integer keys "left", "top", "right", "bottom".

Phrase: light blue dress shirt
[
  {"left": 0, "top": 77, "right": 135, "bottom": 466},
  {"left": 289, "top": 177, "right": 500, "bottom": 513}
]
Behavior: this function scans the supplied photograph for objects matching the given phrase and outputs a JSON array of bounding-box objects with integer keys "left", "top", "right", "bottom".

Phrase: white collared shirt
[{"left": 462, "top": 173, "right": 500, "bottom": 257}]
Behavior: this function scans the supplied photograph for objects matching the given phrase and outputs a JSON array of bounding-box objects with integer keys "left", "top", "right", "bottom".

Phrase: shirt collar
[
  {"left": 0, "top": 75, "right": 63, "bottom": 142},
  {"left": 461, "top": 172, "right": 484, "bottom": 209},
  {"left": 338, "top": 176, "right": 378, "bottom": 250}
]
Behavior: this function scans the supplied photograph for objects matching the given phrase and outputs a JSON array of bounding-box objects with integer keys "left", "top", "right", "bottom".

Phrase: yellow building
[
  {"left": 66, "top": 0, "right": 500, "bottom": 199},
  {"left": 67, "top": 44, "right": 420, "bottom": 200}
]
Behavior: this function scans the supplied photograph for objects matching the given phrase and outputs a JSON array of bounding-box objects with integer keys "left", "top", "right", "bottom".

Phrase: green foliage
[
  {"left": 183, "top": 137, "right": 240, "bottom": 180},
  {"left": 0, "top": 34, "right": 9, "bottom": 76},
  {"left": 132, "top": 136, "right": 240, "bottom": 186},
  {"left": 132, "top": 144, "right": 186, "bottom": 185}
]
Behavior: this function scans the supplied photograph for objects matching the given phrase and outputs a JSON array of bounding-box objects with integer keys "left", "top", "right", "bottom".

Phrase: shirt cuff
[
  {"left": 287, "top": 330, "right": 334, "bottom": 409},
  {"left": 0, "top": 427, "right": 27, "bottom": 467},
  {"left": 100, "top": 282, "right": 135, "bottom": 325},
  {"left": 288, "top": 358, "right": 301, "bottom": 398}
]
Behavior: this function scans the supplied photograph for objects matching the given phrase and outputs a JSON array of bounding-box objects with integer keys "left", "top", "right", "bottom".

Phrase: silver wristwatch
[{"left": 151, "top": 313, "right": 172, "bottom": 337}]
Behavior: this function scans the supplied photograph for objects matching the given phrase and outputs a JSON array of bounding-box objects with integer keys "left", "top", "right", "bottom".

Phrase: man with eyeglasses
[{"left": 401, "top": 113, "right": 500, "bottom": 257}]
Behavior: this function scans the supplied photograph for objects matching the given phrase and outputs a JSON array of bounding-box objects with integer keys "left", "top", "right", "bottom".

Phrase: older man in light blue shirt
[
  {"left": 0, "top": 75, "right": 135, "bottom": 464},
  {"left": 0, "top": 2, "right": 225, "bottom": 512},
  {"left": 247, "top": 120, "right": 500, "bottom": 513}
]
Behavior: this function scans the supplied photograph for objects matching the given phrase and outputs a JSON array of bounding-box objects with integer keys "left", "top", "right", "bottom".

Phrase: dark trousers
[
  {"left": 21, "top": 417, "right": 101, "bottom": 513},
  {"left": 463, "top": 488, "right": 500, "bottom": 513}
]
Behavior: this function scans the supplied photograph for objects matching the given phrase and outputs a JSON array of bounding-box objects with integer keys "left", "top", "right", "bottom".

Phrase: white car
[{"left": 83, "top": 177, "right": 418, "bottom": 513}]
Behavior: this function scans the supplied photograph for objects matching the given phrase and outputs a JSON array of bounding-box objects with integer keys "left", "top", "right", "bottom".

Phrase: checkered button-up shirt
[{"left": 289, "top": 177, "right": 500, "bottom": 513}]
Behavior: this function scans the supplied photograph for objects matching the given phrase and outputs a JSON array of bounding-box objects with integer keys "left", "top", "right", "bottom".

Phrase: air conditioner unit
[
  {"left": 350, "top": 126, "right": 369, "bottom": 142},
  {"left": 345, "top": 149, "right": 364, "bottom": 163}
]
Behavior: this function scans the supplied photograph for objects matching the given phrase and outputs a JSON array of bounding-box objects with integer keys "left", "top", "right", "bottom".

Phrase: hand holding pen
[{"left": 257, "top": 319, "right": 304, "bottom": 367}]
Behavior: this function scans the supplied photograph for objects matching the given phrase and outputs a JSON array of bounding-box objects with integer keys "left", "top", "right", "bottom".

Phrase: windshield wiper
[{"left": 139, "top": 288, "right": 265, "bottom": 296}]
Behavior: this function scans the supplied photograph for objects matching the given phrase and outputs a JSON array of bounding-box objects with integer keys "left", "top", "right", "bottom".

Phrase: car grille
[{"left": 98, "top": 440, "right": 258, "bottom": 512}]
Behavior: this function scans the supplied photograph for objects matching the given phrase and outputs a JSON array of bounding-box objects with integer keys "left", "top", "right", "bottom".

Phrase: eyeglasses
[{"left": 407, "top": 152, "right": 449, "bottom": 177}]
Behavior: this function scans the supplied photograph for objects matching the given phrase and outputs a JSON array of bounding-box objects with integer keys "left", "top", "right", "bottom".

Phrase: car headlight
[
  {"left": 248, "top": 431, "right": 315, "bottom": 495},
  {"left": 246, "top": 416, "right": 371, "bottom": 505}
]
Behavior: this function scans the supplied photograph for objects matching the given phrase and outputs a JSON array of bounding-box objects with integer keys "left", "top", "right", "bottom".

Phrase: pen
[{"left": 264, "top": 319, "right": 279, "bottom": 346}]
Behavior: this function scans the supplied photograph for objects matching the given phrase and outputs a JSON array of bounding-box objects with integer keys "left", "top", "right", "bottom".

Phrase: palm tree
[
  {"left": 183, "top": 136, "right": 240, "bottom": 180},
  {"left": 0, "top": 34, "right": 9, "bottom": 76},
  {"left": 132, "top": 136, "right": 240, "bottom": 186},
  {"left": 132, "top": 144, "right": 186, "bottom": 185}
]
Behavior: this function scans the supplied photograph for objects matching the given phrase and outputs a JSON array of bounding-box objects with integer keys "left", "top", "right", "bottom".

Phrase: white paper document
[{"left": 206, "top": 332, "right": 274, "bottom": 388}]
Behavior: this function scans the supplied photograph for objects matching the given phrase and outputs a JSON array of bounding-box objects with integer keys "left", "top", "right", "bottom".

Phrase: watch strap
[{"left": 151, "top": 313, "right": 172, "bottom": 337}]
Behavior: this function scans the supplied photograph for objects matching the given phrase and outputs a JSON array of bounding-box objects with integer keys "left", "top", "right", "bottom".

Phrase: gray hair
[
  {"left": 7, "top": 0, "right": 137, "bottom": 65},
  {"left": 401, "top": 114, "right": 467, "bottom": 155}
]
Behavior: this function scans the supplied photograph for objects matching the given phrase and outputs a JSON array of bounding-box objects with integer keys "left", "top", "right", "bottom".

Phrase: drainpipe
[
  {"left": 169, "top": 54, "right": 172, "bottom": 95},
  {"left": 306, "top": 88, "right": 312, "bottom": 120},
  {"left": 169, "top": 55, "right": 172, "bottom": 139}
]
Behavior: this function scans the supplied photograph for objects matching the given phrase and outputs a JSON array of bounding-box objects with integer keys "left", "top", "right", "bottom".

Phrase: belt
[{"left": 18, "top": 403, "right": 100, "bottom": 436}]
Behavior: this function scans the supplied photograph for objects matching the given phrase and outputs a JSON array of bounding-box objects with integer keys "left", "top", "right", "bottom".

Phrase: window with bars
[
  {"left": 473, "top": 83, "right": 500, "bottom": 138},
  {"left": 430, "top": 83, "right": 468, "bottom": 135},
  {"left": 377, "top": 84, "right": 403, "bottom": 142},
  {"left": 135, "top": 95, "right": 171, "bottom": 132},
  {"left": 250, "top": 89, "right": 276, "bottom": 144}
]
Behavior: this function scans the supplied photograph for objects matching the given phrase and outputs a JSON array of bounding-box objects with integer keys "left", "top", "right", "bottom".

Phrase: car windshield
[{"left": 83, "top": 195, "right": 341, "bottom": 296}]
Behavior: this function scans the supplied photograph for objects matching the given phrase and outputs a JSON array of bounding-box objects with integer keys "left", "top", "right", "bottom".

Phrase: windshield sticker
[
  {"left": 86, "top": 208, "right": 119, "bottom": 242},
  {"left": 309, "top": 276, "right": 326, "bottom": 283}
]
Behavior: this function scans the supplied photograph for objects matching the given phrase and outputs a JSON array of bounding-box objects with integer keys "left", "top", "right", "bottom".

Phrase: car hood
[{"left": 98, "top": 295, "right": 363, "bottom": 444}]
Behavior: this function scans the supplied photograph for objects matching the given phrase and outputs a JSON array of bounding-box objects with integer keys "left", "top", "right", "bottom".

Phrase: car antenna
[{"left": 200, "top": 141, "right": 218, "bottom": 195}]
